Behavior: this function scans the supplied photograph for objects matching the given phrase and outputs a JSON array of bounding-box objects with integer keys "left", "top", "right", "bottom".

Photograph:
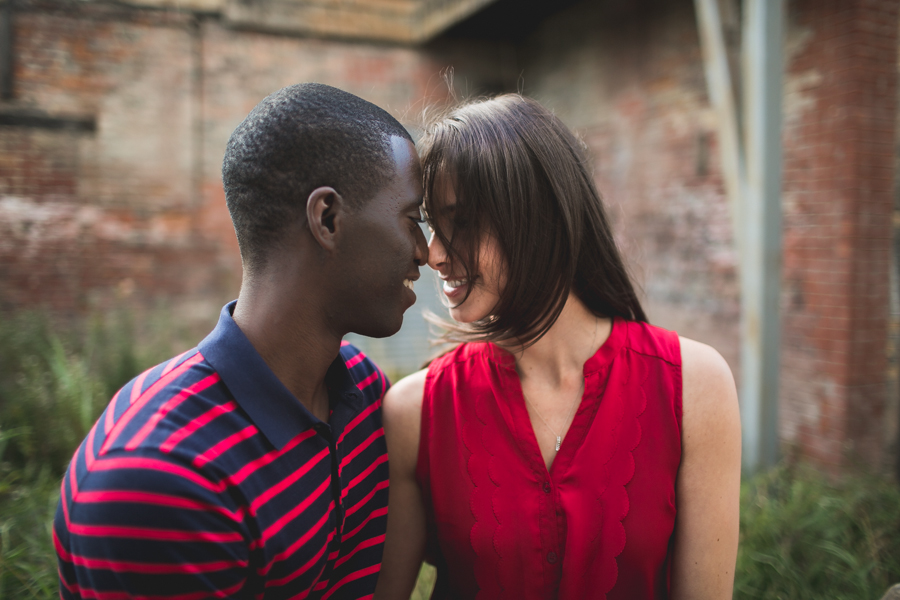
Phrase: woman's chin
[
  {"left": 448, "top": 308, "right": 473, "bottom": 324},
  {"left": 449, "top": 306, "right": 492, "bottom": 325}
]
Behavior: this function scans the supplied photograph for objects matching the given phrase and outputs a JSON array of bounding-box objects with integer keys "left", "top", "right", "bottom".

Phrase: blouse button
[
  {"left": 547, "top": 551, "right": 558, "bottom": 563},
  {"left": 542, "top": 482, "right": 551, "bottom": 493}
]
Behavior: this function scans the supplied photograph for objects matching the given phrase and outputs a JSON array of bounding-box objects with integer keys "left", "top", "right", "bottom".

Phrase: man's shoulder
[
  {"left": 339, "top": 341, "right": 390, "bottom": 398},
  {"left": 87, "top": 347, "right": 260, "bottom": 472},
  {"left": 59, "top": 347, "right": 261, "bottom": 528}
]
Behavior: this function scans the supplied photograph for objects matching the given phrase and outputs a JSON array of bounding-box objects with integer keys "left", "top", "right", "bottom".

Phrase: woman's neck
[{"left": 505, "top": 293, "right": 612, "bottom": 387}]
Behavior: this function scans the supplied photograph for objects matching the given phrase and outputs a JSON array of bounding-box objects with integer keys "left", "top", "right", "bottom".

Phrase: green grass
[
  {"left": 735, "top": 463, "right": 900, "bottom": 600},
  {"left": 0, "top": 310, "right": 898, "bottom": 599},
  {"left": 0, "top": 310, "right": 180, "bottom": 475},
  {"left": 411, "top": 563, "right": 437, "bottom": 600},
  {"left": 0, "top": 454, "right": 60, "bottom": 600},
  {"left": 0, "top": 309, "right": 180, "bottom": 599}
]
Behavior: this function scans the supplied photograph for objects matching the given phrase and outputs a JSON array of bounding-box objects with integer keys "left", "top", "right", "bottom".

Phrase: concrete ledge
[{"left": 111, "top": 0, "right": 498, "bottom": 43}]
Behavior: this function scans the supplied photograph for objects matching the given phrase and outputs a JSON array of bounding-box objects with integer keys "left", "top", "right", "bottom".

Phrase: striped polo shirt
[{"left": 54, "top": 301, "right": 390, "bottom": 599}]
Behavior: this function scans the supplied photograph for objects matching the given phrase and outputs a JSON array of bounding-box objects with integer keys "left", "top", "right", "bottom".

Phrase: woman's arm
[
  {"left": 670, "top": 337, "right": 742, "bottom": 600},
  {"left": 374, "top": 369, "right": 429, "bottom": 600}
]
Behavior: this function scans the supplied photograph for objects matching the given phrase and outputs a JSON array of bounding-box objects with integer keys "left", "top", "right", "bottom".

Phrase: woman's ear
[{"left": 306, "top": 186, "right": 345, "bottom": 251}]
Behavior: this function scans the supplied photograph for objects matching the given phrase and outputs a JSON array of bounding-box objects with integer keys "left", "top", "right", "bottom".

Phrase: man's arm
[
  {"left": 670, "top": 337, "right": 742, "bottom": 600},
  {"left": 55, "top": 448, "right": 250, "bottom": 599},
  {"left": 374, "top": 369, "right": 428, "bottom": 600}
]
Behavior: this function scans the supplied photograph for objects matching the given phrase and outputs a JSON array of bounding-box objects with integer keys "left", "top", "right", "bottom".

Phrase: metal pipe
[
  {"left": 740, "top": 0, "right": 784, "bottom": 472},
  {"left": 694, "top": 0, "right": 746, "bottom": 255},
  {"left": 694, "top": 0, "right": 784, "bottom": 473}
]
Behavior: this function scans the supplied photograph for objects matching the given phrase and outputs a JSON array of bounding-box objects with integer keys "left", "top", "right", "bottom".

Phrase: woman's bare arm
[
  {"left": 670, "top": 337, "right": 742, "bottom": 600},
  {"left": 374, "top": 369, "right": 429, "bottom": 600}
]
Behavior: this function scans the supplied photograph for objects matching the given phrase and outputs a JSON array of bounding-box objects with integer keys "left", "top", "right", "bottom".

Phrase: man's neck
[{"left": 232, "top": 281, "right": 341, "bottom": 422}]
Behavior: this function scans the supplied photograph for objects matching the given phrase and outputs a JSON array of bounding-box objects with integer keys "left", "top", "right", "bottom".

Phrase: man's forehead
[
  {"left": 390, "top": 135, "right": 418, "bottom": 162},
  {"left": 360, "top": 135, "right": 421, "bottom": 208}
]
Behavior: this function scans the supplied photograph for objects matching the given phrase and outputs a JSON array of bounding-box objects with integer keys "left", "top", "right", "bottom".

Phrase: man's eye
[{"left": 412, "top": 206, "right": 426, "bottom": 224}]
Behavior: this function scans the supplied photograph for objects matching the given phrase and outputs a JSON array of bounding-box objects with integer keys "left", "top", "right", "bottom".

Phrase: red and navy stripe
[{"left": 54, "top": 302, "right": 390, "bottom": 599}]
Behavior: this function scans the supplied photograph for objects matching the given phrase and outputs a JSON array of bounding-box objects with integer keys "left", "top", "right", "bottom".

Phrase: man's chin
[{"left": 352, "top": 313, "right": 404, "bottom": 339}]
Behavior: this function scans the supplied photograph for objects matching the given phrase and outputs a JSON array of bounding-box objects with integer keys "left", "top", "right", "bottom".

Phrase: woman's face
[{"left": 426, "top": 180, "right": 506, "bottom": 324}]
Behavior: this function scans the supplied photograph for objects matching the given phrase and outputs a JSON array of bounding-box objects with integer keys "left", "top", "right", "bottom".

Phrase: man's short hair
[{"left": 222, "top": 83, "right": 412, "bottom": 271}]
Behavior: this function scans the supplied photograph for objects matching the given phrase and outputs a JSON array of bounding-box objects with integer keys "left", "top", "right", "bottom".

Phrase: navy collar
[{"left": 197, "top": 301, "right": 364, "bottom": 449}]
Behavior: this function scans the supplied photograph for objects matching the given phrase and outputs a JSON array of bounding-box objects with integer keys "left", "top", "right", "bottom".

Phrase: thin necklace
[
  {"left": 523, "top": 381, "right": 583, "bottom": 452},
  {"left": 520, "top": 317, "right": 599, "bottom": 452}
]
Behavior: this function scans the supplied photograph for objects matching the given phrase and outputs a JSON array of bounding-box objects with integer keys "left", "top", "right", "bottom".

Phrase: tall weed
[
  {"left": 735, "top": 464, "right": 900, "bottom": 599},
  {"left": 0, "top": 458, "right": 59, "bottom": 600},
  {"left": 1, "top": 310, "right": 898, "bottom": 599},
  {"left": 0, "top": 310, "right": 178, "bottom": 474},
  {"left": 0, "top": 309, "right": 181, "bottom": 598}
]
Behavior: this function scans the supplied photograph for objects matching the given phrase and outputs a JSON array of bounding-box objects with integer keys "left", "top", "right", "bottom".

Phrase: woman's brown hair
[{"left": 420, "top": 94, "right": 646, "bottom": 346}]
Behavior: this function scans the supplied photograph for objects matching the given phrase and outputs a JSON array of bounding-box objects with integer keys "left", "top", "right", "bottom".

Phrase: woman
[{"left": 374, "top": 95, "right": 741, "bottom": 599}]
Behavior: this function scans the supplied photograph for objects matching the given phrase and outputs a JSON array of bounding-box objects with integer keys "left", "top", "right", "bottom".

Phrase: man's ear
[{"left": 306, "top": 186, "right": 345, "bottom": 251}]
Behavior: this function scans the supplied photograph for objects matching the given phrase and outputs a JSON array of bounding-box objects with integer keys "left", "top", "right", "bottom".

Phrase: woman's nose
[{"left": 427, "top": 231, "right": 447, "bottom": 271}]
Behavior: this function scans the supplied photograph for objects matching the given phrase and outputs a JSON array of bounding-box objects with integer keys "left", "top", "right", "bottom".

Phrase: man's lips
[{"left": 403, "top": 273, "right": 420, "bottom": 292}]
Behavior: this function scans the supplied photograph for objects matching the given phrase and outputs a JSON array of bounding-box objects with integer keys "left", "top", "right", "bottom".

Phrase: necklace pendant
[{"left": 555, "top": 436, "right": 561, "bottom": 451}]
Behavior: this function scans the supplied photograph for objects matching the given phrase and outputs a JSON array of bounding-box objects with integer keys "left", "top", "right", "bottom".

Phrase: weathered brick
[{"left": 1, "top": 0, "right": 896, "bottom": 473}]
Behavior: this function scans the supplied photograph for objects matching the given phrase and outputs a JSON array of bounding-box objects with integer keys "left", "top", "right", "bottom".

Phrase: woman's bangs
[{"left": 419, "top": 93, "right": 646, "bottom": 347}]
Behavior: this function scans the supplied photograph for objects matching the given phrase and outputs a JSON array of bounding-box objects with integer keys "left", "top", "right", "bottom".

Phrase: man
[{"left": 54, "top": 83, "right": 428, "bottom": 599}]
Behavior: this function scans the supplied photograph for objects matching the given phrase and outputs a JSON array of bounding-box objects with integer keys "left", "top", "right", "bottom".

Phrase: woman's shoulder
[
  {"left": 415, "top": 341, "right": 504, "bottom": 384},
  {"left": 677, "top": 336, "right": 739, "bottom": 441},
  {"left": 618, "top": 323, "right": 738, "bottom": 430},
  {"left": 617, "top": 319, "right": 733, "bottom": 383},
  {"left": 384, "top": 368, "right": 428, "bottom": 419},
  {"left": 619, "top": 318, "right": 682, "bottom": 365},
  {"left": 427, "top": 341, "right": 495, "bottom": 368},
  {"left": 385, "top": 342, "right": 501, "bottom": 419},
  {"left": 678, "top": 336, "right": 734, "bottom": 391},
  {"left": 381, "top": 369, "right": 429, "bottom": 473}
]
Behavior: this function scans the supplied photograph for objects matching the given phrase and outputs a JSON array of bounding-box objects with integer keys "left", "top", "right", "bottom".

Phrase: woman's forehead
[{"left": 427, "top": 169, "right": 458, "bottom": 208}]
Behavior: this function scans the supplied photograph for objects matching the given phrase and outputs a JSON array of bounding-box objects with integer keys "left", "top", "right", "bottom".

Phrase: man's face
[{"left": 336, "top": 136, "right": 428, "bottom": 338}]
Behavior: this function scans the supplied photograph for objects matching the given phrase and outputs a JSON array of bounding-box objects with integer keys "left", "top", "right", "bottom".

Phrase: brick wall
[
  {"left": 0, "top": 1, "right": 512, "bottom": 370},
  {"left": 520, "top": 0, "right": 741, "bottom": 392},
  {"left": 779, "top": 0, "right": 898, "bottom": 470},
  {"left": 516, "top": 0, "right": 898, "bottom": 471},
  {"left": 1, "top": 5, "right": 223, "bottom": 319},
  {"left": 2, "top": 0, "right": 897, "bottom": 471}
]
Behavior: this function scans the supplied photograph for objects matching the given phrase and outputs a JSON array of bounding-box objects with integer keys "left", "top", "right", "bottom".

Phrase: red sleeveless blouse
[{"left": 416, "top": 318, "right": 683, "bottom": 599}]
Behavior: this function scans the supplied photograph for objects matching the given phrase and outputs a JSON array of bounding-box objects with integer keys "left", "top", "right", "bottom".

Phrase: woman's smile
[{"left": 440, "top": 276, "right": 469, "bottom": 297}]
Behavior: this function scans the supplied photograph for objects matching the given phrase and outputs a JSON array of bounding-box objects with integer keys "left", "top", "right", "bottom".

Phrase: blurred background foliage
[
  {"left": 0, "top": 311, "right": 897, "bottom": 599},
  {"left": 736, "top": 465, "right": 900, "bottom": 599},
  {"left": 0, "top": 309, "right": 185, "bottom": 599}
]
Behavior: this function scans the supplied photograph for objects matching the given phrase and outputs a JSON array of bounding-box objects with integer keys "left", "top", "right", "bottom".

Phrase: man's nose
[{"left": 414, "top": 225, "right": 429, "bottom": 267}]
